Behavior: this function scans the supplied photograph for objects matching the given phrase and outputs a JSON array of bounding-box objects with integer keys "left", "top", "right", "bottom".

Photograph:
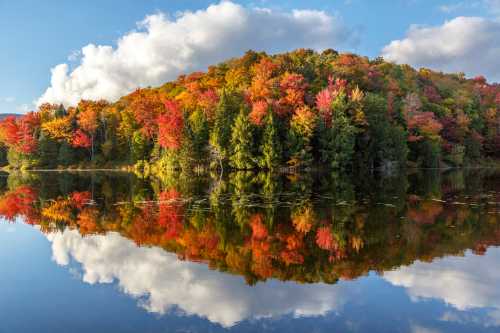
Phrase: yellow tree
[
  {"left": 41, "top": 117, "right": 73, "bottom": 141},
  {"left": 77, "top": 100, "right": 109, "bottom": 160}
]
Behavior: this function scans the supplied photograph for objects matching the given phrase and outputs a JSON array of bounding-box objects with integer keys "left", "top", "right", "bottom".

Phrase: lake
[{"left": 0, "top": 169, "right": 499, "bottom": 333}]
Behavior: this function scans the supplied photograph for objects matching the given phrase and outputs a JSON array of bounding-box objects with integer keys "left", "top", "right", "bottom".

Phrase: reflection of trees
[{"left": 0, "top": 169, "right": 500, "bottom": 285}]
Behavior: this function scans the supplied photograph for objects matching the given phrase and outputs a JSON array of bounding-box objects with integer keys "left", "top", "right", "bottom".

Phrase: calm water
[{"left": 1, "top": 170, "right": 500, "bottom": 333}]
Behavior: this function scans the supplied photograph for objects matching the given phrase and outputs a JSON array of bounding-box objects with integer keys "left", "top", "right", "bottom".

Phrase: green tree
[
  {"left": 259, "top": 111, "right": 282, "bottom": 170},
  {"left": 209, "top": 90, "right": 238, "bottom": 168},
  {"left": 131, "top": 130, "right": 147, "bottom": 162},
  {"left": 317, "top": 118, "right": 334, "bottom": 165},
  {"left": 0, "top": 146, "right": 7, "bottom": 167},
  {"left": 330, "top": 92, "right": 357, "bottom": 170},
  {"left": 230, "top": 107, "right": 255, "bottom": 170},
  {"left": 189, "top": 109, "right": 209, "bottom": 160},
  {"left": 57, "top": 142, "right": 75, "bottom": 167},
  {"left": 361, "top": 93, "right": 408, "bottom": 169},
  {"left": 178, "top": 110, "right": 209, "bottom": 172},
  {"left": 38, "top": 132, "right": 59, "bottom": 168}
]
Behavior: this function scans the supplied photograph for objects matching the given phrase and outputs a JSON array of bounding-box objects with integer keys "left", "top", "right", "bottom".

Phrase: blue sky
[{"left": 1, "top": 0, "right": 499, "bottom": 113}]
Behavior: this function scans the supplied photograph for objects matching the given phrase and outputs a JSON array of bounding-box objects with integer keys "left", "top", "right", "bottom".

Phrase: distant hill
[{"left": 0, "top": 113, "right": 22, "bottom": 120}]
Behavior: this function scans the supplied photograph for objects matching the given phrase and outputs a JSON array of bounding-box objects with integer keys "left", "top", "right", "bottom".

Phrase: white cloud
[
  {"left": 384, "top": 247, "right": 500, "bottom": 327},
  {"left": 16, "top": 104, "right": 31, "bottom": 113},
  {"left": 47, "top": 229, "right": 357, "bottom": 327},
  {"left": 37, "top": 1, "right": 354, "bottom": 107},
  {"left": 410, "top": 323, "right": 443, "bottom": 333},
  {"left": 381, "top": 16, "right": 500, "bottom": 82}
]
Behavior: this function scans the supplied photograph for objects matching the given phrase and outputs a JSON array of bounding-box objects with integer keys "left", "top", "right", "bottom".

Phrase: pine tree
[
  {"left": 330, "top": 92, "right": 357, "bottom": 170},
  {"left": 229, "top": 107, "right": 255, "bottom": 170},
  {"left": 58, "top": 142, "right": 75, "bottom": 167},
  {"left": 361, "top": 93, "right": 408, "bottom": 169},
  {"left": 131, "top": 130, "right": 147, "bottom": 162},
  {"left": 317, "top": 119, "right": 334, "bottom": 165},
  {"left": 189, "top": 109, "right": 209, "bottom": 160},
  {"left": 259, "top": 111, "right": 282, "bottom": 170},
  {"left": 38, "top": 132, "right": 59, "bottom": 168},
  {"left": 178, "top": 122, "right": 196, "bottom": 172},
  {"left": 209, "top": 90, "right": 238, "bottom": 168},
  {"left": 178, "top": 111, "right": 208, "bottom": 172}
]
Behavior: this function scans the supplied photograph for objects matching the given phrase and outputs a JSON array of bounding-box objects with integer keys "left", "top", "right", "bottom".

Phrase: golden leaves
[
  {"left": 41, "top": 117, "right": 73, "bottom": 141},
  {"left": 42, "top": 200, "right": 72, "bottom": 223}
]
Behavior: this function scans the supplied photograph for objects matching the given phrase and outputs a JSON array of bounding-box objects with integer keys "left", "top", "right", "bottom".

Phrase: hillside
[{"left": 0, "top": 48, "right": 499, "bottom": 171}]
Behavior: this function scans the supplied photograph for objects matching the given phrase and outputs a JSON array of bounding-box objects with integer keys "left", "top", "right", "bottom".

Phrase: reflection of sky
[
  {"left": 3, "top": 220, "right": 500, "bottom": 332},
  {"left": 48, "top": 229, "right": 357, "bottom": 327},
  {"left": 384, "top": 247, "right": 500, "bottom": 328}
]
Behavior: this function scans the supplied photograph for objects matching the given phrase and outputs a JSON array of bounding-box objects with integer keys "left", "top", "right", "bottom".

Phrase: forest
[{"left": 1, "top": 48, "right": 499, "bottom": 172}]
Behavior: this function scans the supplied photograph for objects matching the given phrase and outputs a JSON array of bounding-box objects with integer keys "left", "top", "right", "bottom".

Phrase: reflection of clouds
[
  {"left": 410, "top": 324, "right": 442, "bottom": 333},
  {"left": 384, "top": 247, "right": 500, "bottom": 326},
  {"left": 47, "top": 230, "right": 355, "bottom": 327},
  {"left": 440, "top": 310, "right": 500, "bottom": 327}
]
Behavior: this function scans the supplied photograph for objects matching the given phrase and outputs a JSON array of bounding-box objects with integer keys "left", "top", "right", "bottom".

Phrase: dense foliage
[{"left": 1, "top": 49, "right": 500, "bottom": 170}]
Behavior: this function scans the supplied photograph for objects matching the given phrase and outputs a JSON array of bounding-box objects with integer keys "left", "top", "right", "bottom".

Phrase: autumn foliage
[{"left": 1, "top": 48, "right": 499, "bottom": 169}]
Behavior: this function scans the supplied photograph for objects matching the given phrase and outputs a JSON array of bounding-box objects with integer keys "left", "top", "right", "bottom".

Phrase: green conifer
[
  {"left": 229, "top": 107, "right": 255, "bottom": 170},
  {"left": 259, "top": 111, "right": 282, "bottom": 170},
  {"left": 210, "top": 90, "right": 238, "bottom": 167}
]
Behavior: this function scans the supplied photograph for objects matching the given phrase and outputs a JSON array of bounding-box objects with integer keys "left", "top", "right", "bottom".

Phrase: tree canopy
[{"left": 1, "top": 48, "right": 499, "bottom": 170}]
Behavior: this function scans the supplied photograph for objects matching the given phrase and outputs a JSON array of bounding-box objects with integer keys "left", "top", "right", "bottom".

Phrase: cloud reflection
[
  {"left": 47, "top": 230, "right": 355, "bottom": 327},
  {"left": 384, "top": 247, "right": 500, "bottom": 326}
]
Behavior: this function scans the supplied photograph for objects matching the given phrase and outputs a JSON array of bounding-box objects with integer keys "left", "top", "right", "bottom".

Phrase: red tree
[
  {"left": 72, "top": 129, "right": 92, "bottom": 148},
  {"left": 158, "top": 100, "right": 184, "bottom": 150},
  {"left": 249, "top": 100, "right": 268, "bottom": 126}
]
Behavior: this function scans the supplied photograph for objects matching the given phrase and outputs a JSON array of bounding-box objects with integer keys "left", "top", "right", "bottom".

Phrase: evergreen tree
[
  {"left": 58, "top": 142, "right": 75, "bottom": 167},
  {"left": 189, "top": 109, "right": 209, "bottom": 161},
  {"left": 317, "top": 118, "right": 334, "bottom": 165},
  {"left": 38, "top": 132, "right": 59, "bottom": 168},
  {"left": 361, "top": 93, "right": 408, "bottom": 169},
  {"left": 178, "top": 110, "right": 209, "bottom": 172},
  {"left": 178, "top": 123, "right": 196, "bottom": 172},
  {"left": 0, "top": 146, "right": 7, "bottom": 167},
  {"left": 259, "top": 111, "right": 282, "bottom": 170},
  {"left": 131, "top": 130, "right": 147, "bottom": 162},
  {"left": 287, "top": 128, "right": 313, "bottom": 168},
  {"left": 229, "top": 107, "right": 255, "bottom": 170},
  {"left": 330, "top": 92, "right": 357, "bottom": 170},
  {"left": 210, "top": 90, "right": 238, "bottom": 168}
]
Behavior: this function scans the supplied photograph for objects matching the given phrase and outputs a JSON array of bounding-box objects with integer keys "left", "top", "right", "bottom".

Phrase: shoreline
[{"left": 1, "top": 165, "right": 500, "bottom": 173}]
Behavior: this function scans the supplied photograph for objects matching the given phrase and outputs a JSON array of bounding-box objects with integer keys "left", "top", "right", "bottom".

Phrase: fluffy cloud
[
  {"left": 37, "top": 1, "right": 354, "bottom": 107},
  {"left": 47, "top": 229, "right": 356, "bottom": 327},
  {"left": 381, "top": 16, "right": 500, "bottom": 82},
  {"left": 384, "top": 247, "right": 500, "bottom": 327}
]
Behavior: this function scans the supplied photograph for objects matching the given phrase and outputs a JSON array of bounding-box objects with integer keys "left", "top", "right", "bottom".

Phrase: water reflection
[
  {"left": 0, "top": 170, "right": 500, "bottom": 329},
  {"left": 47, "top": 229, "right": 357, "bottom": 327},
  {"left": 385, "top": 248, "right": 500, "bottom": 328}
]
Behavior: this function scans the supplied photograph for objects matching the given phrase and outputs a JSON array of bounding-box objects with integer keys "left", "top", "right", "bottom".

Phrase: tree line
[{"left": 1, "top": 49, "right": 499, "bottom": 171}]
